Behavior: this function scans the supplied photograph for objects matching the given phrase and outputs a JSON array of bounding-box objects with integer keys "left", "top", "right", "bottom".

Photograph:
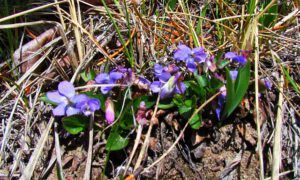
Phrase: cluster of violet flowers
[
  {"left": 47, "top": 81, "right": 100, "bottom": 117},
  {"left": 47, "top": 44, "right": 272, "bottom": 122}
]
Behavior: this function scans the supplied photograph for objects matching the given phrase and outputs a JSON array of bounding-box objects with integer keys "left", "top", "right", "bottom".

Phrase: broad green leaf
[
  {"left": 222, "top": 62, "right": 251, "bottom": 119},
  {"left": 62, "top": 115, "right": 89, "bottom": 135},
  {"left": 106, "top": 131, "right": 129, "bottom": 151},
  {"left": 189, "top": 113, "right": 202, "bottom": 129}
]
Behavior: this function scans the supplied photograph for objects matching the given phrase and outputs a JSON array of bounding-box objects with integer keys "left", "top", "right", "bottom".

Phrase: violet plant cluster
[{"left": 46, "top": 44, "right": 272, "bottom": 123}]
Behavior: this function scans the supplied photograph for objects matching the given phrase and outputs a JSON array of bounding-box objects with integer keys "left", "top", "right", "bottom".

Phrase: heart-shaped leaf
[
  {"left": 62, "top": 115, "right": 89, "bottom": 135},
  {"left": 106, "top": 131, "right": 129, "bottom": 151}
]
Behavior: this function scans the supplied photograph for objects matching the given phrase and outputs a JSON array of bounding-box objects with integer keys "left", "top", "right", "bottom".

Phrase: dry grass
[{"left": 0, "top": 0, "right": 299, "bottom": 179}]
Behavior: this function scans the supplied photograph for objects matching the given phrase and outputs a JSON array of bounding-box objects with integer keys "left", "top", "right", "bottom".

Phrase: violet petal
[
  {"left": 58, "top": 81, "right": 75, "bottom": 99},
  {"left": 95, "top": 73, "right": 109, "bottom": 84},
  {"left": 174, "top": 44, "right": 192, "bottom": 61},
  {"left": 186, "top": 58, "right": 197, "bottom": 72},
  {"left": 66, "top": 106, "right": 81, "bottom": 116},
  {"left": 47, "top": 91, "right": 66, "bottom": 104},
  {"left": 52, "top": 103, "right": 67, "bottom": 116},
  {"left": 150, "top": 81, "right": 162, "bottom": 93},
  {"left": 109, "top": 72, "right": 123, "bottom": 81},
  {"left": 225, "top": 52, "right": 237, "bottom": 59}
]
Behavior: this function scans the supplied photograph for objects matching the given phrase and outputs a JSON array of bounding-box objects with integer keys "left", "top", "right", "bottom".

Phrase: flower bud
[{"left": 105, "top": 99, "right": 115, "bottom": 124}]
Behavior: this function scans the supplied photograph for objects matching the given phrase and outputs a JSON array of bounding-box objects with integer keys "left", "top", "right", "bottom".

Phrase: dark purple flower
[
  {"left": 47, "top": 81, "right": 82, "bottom": 116},
  {"left": 95, "top": 71, "right": 123, "bottom": 94},
  {"left": 215, "top": 86, "right": 226, "bottom": 120},
  {"left": 174, "top": 44, "right": 207, "bottom": 72},
  {"left": 225, "top": 52, "right": 247, "bottom": 65},
  {"left": 230, "top": 70, "right": 238, "bottom": 80},
  {"left": 75, "top": 95, "right": 100, "bottom": 116}
]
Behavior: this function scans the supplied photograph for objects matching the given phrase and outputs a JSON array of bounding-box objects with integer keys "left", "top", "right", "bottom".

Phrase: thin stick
[
  {"left": 271, "top": 74, "right": 284, "bottom": 179},
  {"left": 54, "top": 122, "right": 65, "bottom": 180},
  {"left": 84, "top": 114, "right": 95, "bottom": 180},
  {"left": 0, "top": 1, "right": 67, "bottom": 23},
  {"left": 142, "top": 92, "right": 220, "bottom": 173},
  {"left": 254, "top": 21, "right": 265, "bottom": 180},
  {"left": 124, "top": 124, "right": 143, "bottom": 175}
]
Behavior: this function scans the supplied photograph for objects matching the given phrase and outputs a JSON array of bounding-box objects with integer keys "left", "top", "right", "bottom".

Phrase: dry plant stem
[
  {"left": 271, "top": 74, "right": 284, "bottom": 179},
  {"left": 134, "top": 94, "right": 161, "bottom": 171},
  {"left": 0, "top": 47, "right": 52, "bottom": 104},
  {"left": 68, "top": 0, "right": 83, "bottom": 63},
  {"left": 254, "top": 22, "right": 264, "bottom": 180},
  {"left": 142, "top": 92, "right": 220, "bottom": 173},
  {"left": 0, "top": 1, "right": 67, "bottom": 23},
  {"left": 0, "top": 84, "right": 26, "bottom": 162},
  {"left": 55, "top": 0, "right": 66, "bottom": 30},
  {"left": 20, "top": 117, "right": 55, "bottom": 180},
  {"left": 124, "top": 124, "right": 143, "bottom": 175},
  {"left": 54, "top": 122, "right": 65, "bottom": 180},
  {"left": 84, "top": 114, "right": 95, "bottom": 180}
]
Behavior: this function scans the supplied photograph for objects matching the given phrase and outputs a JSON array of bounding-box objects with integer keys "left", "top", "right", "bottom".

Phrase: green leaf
[
  {"left": 158, "top": 101, "right": 175, "bottom": 109},
  {"left": 168, "top": 0, "right": 177, "bottom": 10},
  {"left": 195, "top": 74, "right": 208, "bottom": 88},
  {"left": 259, "top": 1, "right": 278, "bottom": 28},
  {"left": 173, "top": 94, "right": 184, "bottom": 106},
  {"left": 189, "top": 113, "right": 202, "bottom": 129},
  {"left": 208, "top": 77, "right": 223, "bottom": 93},
  {"left": 62, "top": 115, "right": 89, "bottom": 135},
  {"left": 281, "top": 65, "right": 300, "bottom": 93},
  {"left": 106, "top": 130, "right": 129, "bottom": 151},
  {"left": 80, "top": 69, "right": 96, "bottom": 82},
  {"left": 247, "top": 0, "right": 257, "bottom": 15},
  {"left": 179, "top": 105, "right": 192, "bottom": 115},
  {"left": 222, "top": 62, "right": 251, "bottom": 119}
]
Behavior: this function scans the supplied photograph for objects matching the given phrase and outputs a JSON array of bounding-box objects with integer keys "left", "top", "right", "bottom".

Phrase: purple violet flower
[
  {"left": 174, "top": 44, "right": 207, "bottom": 72},
  {"left": 150, "top": 71, "right": 186, "bottom": 99},
  {"left": 95, "top": 71, "right": 123, "bottom": 94},
  {"left": 47, "top": 81, "right": 83, "bottom": 116},
  {"left": 225, "top": 52, "right": 247, "bottom": 65},
  {"left": 105, "top": 99, "right": 115, "bottom": 124},
  {"left": 75, "top": 95, "right": 100, "bottom": 116}
]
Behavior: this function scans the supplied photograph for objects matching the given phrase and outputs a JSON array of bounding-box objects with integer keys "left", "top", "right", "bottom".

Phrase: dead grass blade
[
  {"left": 20, "top": 117, "right": 55, "bottom": 180},
  {"left": 271, "top": 73, "right": 284, "bottom": 179}
]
